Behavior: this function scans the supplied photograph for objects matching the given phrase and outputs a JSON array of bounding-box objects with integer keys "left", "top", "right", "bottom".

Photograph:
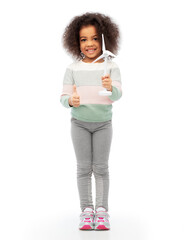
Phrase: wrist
[{"left": 108, "top": 86, "right": 112, "bottom": 92}]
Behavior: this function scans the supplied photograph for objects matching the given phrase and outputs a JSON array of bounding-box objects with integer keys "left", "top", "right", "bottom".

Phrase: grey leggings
[{"left": 71, "top": 117, "right": 113, "bottom": 212}]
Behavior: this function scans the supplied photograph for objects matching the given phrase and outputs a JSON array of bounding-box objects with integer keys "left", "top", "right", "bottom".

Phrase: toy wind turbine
[{"left": 92, "top": 34, "right": 116, "bottom": 96}]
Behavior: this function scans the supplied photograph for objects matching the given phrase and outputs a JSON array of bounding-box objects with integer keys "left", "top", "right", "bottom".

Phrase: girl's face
[{"left": 79, "top": 25, "right": 103, "bottom": 63}]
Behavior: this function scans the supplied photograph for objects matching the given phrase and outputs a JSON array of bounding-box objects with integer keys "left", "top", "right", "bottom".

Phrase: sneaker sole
[
  {"left": 79, "top": 224, "right": 94, "bottom": 230},
  {"left": 95, "top": 224, "right": 110, "bottom": 230}
]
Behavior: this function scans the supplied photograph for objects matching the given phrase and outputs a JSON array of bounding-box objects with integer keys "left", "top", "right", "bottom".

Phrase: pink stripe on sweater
[
  {"left": 61, "top": 81, "right": 121, "bottom": 105},
  {"left": 61, "top": 85, "right": 73, "bottom": 96},
  {"left": 77, "top": 86, "right": 113, "bottom": 105}
]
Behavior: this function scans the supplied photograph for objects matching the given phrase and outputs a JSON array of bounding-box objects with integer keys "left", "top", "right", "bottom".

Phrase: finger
[
  {"left": 73, "top": 97, "right": 80, "bottom": 101},
  {"left": 102, "top": 75, "right": 109, "bottom": 79},
  {"left": 104, "top": 74, "right": 110, "bottom": 78},
  {"left": 73, "top": 101, "right": 80, "bottom": 105},
  {"left": 102, "top": 80, "right": 110, "bottom": 84},
  {"left": 73, "top": 84, "right": 77, "bottom": 94},
  {"left": 72, "top": 94, "right": 80, "bottom": 99},
  {"left": 73, "top": 98, "right": 80, "bottom": 103},
  {"left": 103, "top": 83, "right": 110, "bottom": 88},
  {"left": 103, "top": 78, "right": 108, "bottom": 81}
]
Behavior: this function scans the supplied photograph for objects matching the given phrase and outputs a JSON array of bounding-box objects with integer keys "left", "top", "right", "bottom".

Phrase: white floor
[
  {"left": 20, "top": 209, "right": 187, "bottom": 240},
  {"left": 2, "top": 200, "right": 186, "bottom": 240}
]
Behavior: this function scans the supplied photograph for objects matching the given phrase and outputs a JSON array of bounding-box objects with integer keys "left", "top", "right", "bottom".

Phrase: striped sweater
[{"left": 60, "top": 60, "right": 122, "bottom": 122}]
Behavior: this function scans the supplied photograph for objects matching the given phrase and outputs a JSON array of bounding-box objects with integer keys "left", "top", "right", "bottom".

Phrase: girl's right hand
[{"left": 69, "top": 85, "right": 80, "bottom": 107}]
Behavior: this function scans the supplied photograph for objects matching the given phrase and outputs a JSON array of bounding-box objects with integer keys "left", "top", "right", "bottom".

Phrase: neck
[{"left": 82, "top": 58, "right": 104, "bottom": 63}]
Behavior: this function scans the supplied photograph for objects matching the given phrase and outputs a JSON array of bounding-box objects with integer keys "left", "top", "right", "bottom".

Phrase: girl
[{"left": 60, "top": 12, "right": 122, "bottom": 230}]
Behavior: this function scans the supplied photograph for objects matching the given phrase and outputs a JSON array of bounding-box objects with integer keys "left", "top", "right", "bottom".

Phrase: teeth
[{"left": 87, "top": 49, "right": 95, "bottom": 53}]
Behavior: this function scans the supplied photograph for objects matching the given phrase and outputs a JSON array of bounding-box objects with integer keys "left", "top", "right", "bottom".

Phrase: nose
[{"left": 86, "top": 40, "right": 94, "bottom": 46}]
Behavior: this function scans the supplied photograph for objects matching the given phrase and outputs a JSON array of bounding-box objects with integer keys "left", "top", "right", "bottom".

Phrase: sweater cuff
[
  {"left": 60, "top": 95, "right": 72, "bottom": 108},
  {"left": 108, "top": 85, "right": 122, "bottom": 101}
]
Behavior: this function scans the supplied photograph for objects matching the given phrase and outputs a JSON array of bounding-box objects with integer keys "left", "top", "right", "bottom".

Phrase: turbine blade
[
  {"left": 106, "top": 50, "right": 116, "bottom": 58},
  {"left": 92, "top": 54, "right": 105, "bottom": 63},
  {"left": 102, "top": 34, "right": 106, "bottom": 52}
]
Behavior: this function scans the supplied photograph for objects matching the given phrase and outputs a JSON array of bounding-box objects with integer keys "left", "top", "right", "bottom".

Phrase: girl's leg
[
  {"left": 92, "top": 120, "right": 113, "bottom": 211},
  {"left": 71, "top": 118, "right": 94, "bottom": 211}
]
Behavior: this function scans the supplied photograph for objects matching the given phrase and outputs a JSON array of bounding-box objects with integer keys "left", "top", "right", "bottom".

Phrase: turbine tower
[{"left": 92, "top": 34, "right": 116, "bottom": 96}]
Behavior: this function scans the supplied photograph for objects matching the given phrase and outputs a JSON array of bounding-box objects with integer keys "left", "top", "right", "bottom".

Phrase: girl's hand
[
  {"left": 102, "top": 74, "right": 112, "bottom": 91},
  {"left": 69, "top": 85, "right": 80, "bottom": 107}
]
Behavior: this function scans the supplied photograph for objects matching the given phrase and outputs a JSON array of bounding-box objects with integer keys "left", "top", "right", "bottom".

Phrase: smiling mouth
[{"left": 86, "top": 49, "right": 96, "bottom": 54}]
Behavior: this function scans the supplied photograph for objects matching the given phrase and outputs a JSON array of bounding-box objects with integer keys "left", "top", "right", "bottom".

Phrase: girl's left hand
[{"left": 101, "top": 74, "right": 112, "bottom": 91}]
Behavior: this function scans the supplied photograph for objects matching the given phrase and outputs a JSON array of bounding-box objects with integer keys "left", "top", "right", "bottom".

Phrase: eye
[
  {"left": 93, "top": 37, "right": 98, "bottom": 41},
  {"left": 81, "top": 39, "right": 86, "bottom": 42}
]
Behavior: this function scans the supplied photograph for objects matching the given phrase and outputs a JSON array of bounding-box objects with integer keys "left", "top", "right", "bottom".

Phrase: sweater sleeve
[
  {"left": 108, "top": 62, "right": 122, "bottom": 102},
  {"left": 60, "top": 66, "right": 74, "bottom": 108}
]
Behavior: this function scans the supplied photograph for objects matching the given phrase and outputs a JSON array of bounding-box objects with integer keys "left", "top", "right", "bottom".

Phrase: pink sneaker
[
  {"left": 94, "top": 207, "right": 110, "bottom": 230},
  {"left": 79, "top": 207, "right": 94, "bottom": 230}
]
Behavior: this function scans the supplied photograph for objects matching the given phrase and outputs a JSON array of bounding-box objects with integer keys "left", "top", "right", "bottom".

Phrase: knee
[
  {"left": 93, "top": 164, "right": 109, "bottom": 177},
  {"left": 77, "top": 165, "right": 92, "bottom": 178}
]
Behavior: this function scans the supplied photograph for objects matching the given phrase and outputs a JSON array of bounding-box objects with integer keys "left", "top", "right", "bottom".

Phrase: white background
[{"left": 0, "top": 0, "right": 187, "bottom": 239}]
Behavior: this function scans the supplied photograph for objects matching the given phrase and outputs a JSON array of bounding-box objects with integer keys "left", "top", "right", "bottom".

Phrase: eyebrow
[{"left": 80, "top": 34, "right": 98, "bottom": 39}]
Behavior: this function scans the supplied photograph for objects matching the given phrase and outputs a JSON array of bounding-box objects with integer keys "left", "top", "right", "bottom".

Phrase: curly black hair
[{"left": 62, "top": 12, "right": 120, "bottom": 60}]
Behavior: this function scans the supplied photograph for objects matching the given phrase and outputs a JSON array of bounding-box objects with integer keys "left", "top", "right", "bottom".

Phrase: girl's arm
[
  {"left": 60, "top": 66, "right": 74, "bottom": 108},
  {"left": 60, "top": 95, "right": 72, "bottom": 108},
  {"left": 108, "top": 62, "right": 122, "bottom": 102}
]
